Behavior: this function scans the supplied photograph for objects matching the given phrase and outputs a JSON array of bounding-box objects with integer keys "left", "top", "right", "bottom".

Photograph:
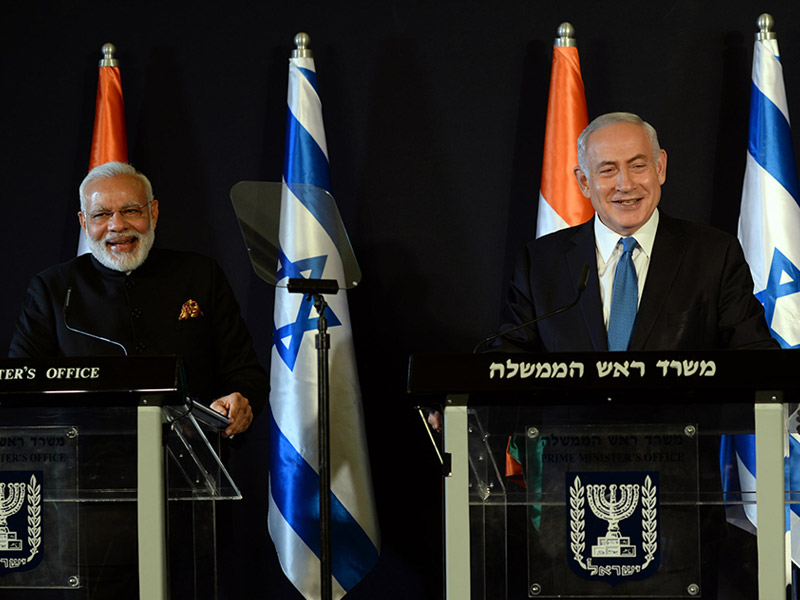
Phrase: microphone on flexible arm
[
  {"left": 473, "top": 263, "right": 590, "bottom": 354},
  {"left": 63, "top": 286, "right": 129, "bottom": 356}
]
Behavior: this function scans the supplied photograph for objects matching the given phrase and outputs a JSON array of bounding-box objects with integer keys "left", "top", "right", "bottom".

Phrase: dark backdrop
[{"left": 3, "top": 1, "right": 799, "bottom": 598}]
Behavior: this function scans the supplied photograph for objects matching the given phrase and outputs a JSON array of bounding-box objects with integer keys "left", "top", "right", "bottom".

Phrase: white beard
[{"left": 86, "top": 226, "right": 156, "bottom": 273}]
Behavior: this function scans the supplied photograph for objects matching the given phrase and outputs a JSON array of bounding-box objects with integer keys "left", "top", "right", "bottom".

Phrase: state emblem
[
  {"left": 567, "top": 471, "right": 659, "bottom": 585},
  {"left": 0, "top": 471, "right": 43, "bottom": 577}
]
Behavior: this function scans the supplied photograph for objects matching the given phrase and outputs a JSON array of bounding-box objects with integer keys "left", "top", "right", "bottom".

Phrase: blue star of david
[
  {"left": 273, "top": 248, "right": 342, "bottom": 371},
  {"left": 754, "top": 247, "right": 800, "bottom": 349}
]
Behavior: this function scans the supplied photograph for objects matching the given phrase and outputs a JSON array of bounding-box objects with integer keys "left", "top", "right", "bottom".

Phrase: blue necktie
[{"left": 607, "top": 236, "right": 638, "bottom": 351}]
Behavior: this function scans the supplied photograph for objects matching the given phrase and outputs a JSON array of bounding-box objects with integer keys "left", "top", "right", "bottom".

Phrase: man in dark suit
[
  {"left": 493, "top": 112, "right": 777, "bottom": 600},
  {"left": 426, "top": 113, "right": 776, "bottom": 436},
  {"left": 500, "top": 111, "right": 777, "bottom": 352}
]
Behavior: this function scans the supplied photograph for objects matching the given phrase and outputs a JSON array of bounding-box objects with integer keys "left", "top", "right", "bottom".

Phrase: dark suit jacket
[
  {"left": 9, "top": 248, "right": 268, "bottom": 412},
  {"left": 498, "top": 212, "right": 778, "bottom": 352}
]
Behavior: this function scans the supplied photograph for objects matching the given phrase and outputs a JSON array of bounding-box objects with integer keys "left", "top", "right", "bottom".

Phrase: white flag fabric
[
  {"left": 267, "top": 55, "right": 380, "bottom": 599},
  {"left": 725, "top": 33, "right": 800, "bottom": 568}
]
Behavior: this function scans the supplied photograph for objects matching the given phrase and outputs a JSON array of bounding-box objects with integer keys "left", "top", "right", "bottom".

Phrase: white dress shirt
[{"left": 594, "top": 209, "right": 660, "bottom": 331}]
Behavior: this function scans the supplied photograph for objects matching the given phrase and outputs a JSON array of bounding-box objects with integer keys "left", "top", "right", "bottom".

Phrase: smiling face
[
  {"left": 78, "top": 174, "right": 159, "bottom": 272},
  {"left": 573, "top": 121, "right": 667, "bottom": 237}
]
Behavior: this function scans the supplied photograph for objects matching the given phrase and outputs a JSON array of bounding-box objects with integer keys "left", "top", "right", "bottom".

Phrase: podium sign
[
  {"left": 408, "top": 350, "right": 796, "bottom": 600},
  {"left": 534, "top": 425, "right": 696, "bottom": 594},
  {"left": 0, "top": 357, "right": 240, "bottom": 599}
]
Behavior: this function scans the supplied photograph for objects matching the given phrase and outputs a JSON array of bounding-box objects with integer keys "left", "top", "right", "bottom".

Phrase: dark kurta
[{"left": 9, "top": 248, "right": 267, "bottom": 412}]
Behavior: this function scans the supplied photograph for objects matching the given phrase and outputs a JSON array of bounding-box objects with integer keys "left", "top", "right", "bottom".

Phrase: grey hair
[
  {"left": 576, "top": 112, "right": 661, "bottom": 175},
  {"left": 79, "top": 162, "right": 154, "bottom": 211}
]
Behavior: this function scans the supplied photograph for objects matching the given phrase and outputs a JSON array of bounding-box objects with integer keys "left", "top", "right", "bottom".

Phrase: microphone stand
[
  {"left": 63, "top": 287, "right": 129, "bottom": 356},
  {"left": 473, "top": 264, "right": 590, "bottom": 353},
  {"left": 287, "top": 277, "right": 339, "bottom": 600},
  {"left": 229, "top": 179, "right": 363, "bottom": 600}
]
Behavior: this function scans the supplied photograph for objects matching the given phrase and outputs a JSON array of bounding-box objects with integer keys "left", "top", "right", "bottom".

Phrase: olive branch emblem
[
  {"left": 640, "top": 475, "right": 657, "bottom": 568},
  {"left": 27, "top": 475, "right": 41, "bottom": 561},
  {"left": 570, "top": 476, "right": 587, "bottom": 568}
]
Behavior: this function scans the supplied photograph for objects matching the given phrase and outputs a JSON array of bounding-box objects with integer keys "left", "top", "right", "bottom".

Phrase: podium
[
  {"left": 0, "top": 356, "right": 240, "bottom": 599},
  {"left": 408, "top": 349, "right": 797, "bottom": 600}
]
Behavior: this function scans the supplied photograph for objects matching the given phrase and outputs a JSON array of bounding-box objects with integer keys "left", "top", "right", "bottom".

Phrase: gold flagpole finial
[
  {"left": 99, "top": 43, "right": 119, "bottom": 67},
  {"left": 292, "top": 32, "right": 313, "bottom": 58},
  {"left": 756, "top": 13, "right": 776, "bottom": 41},
  {"left": 555, "top": 22, "right": 577, "bottom": 48}
]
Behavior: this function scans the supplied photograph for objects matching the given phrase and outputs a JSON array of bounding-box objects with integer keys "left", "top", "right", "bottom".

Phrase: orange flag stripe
[
  {"left": 89, "top": 66, "right": 128, "bottom": 170},
  {"left": 540, "top": 46, "right": 593, "bottom": 227}
]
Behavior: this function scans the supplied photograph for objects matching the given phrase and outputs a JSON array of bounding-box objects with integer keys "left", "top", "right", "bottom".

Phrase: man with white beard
[
  {"left": 9, "top": 162, "right": 267, "bottom": 435},
  {"left": 78, "top": 162, "right": 158, "bottom": 273},
  {"left": 9, "top": 163, "right": 268, "bottom": 599}
]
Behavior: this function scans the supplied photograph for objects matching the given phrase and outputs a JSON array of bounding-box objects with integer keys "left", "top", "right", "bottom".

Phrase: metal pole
[
  {"left": 137, "top": 404, "right": 168, "bottom": 599},
  {"left": 443, "top": 399, "right": 471, "bottom": 600},
  {"left": 315, "top": 294, "right": 333, "bottom": 600},
  {"left": 755, "top": 391, "right": 788, "bottom": 600}
]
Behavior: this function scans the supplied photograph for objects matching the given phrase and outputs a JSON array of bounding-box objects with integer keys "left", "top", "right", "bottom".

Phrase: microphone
[
  {"left": 473, "top": 263, "right": 590, "bottom": 353},
  {"left": 63, "top": 286, "right": 129, "bottom": 356}
]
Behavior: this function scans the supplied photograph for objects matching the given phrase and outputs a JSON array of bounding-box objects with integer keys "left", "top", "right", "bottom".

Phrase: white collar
[{"left": 594, "top": 208, "right": 659, "bottom": 262}]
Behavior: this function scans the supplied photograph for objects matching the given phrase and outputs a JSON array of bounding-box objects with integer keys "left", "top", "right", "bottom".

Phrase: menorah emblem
[
  {"left": 568, "top": 473, "right": 659, "bottom": 583},
  {"left": 0, "top": 482, "right": 26, "bottom": 552},
  {"left": 586, "top": 483, "right": 639, "bottom": 557}
]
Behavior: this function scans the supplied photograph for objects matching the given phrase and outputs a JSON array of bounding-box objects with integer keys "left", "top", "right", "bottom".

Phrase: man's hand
[
  {"left": 210, "top": 392, "right": 254, "bottom": 438},
  {"left": 427, "top": 410, "right": 442, "bottom": 432}
]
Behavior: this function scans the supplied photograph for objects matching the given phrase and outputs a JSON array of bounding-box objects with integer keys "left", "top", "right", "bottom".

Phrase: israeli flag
[
  {"left": 722, "top": 31, "right": 800, "bottom": 568},
  {"left": 267, "top": 54, "right": 380, "bottom": 599}
]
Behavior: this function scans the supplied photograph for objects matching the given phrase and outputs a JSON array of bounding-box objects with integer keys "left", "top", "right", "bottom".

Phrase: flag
[
  {"left": 720, "top": 17, "right": 800, "bottom": 568},
  {"left": 508, "top": 24, "right": 592, "bottom": 485},
  {"left": 88, "top": 48, "right": 128, "bottom": 170},
  {"left": 267, "top": 38, "right": 380, "bottom": 600},
  {"left": 78, "top": 43, "right": 128, "bottom": 255},
  {"left": 535, "top": 24, "right": 592, "bottom": 239}
]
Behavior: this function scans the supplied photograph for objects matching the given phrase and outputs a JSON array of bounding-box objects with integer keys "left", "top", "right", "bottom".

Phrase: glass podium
[
  {"left": 408, "top": 350, "right": 796, "bottom": 600},
  {"left": 0, "top": 356, "right": 239, "bottom": 599}
]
